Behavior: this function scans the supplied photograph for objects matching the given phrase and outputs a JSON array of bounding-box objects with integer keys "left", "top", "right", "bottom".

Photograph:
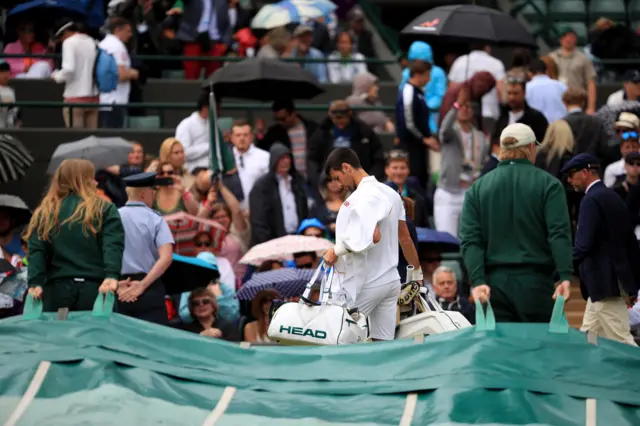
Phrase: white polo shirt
[
  {"left": 175, "top": 112, "right": 211, "bottom": 171},
  {"left": 233, "top": 144, "right": 270, "bottom": 209},
  {"left": 448, "top": 50, "right": 506, "bottom": 120},
  {"left": 334, "top": 176, "right": 404, "bottom": 300},
  {"left": 99, "top": 34, "right": 131, "bottom": 106}
]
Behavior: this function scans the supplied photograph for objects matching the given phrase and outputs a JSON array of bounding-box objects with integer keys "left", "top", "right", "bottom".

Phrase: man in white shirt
[
  {"left": 230, "top": 119, "right": 269, "bottom": 210},
  {"left": 52, "top": 20, "right": 99, "bottom": 129},
  {"left": 322, "top": 148, "right": 421, "bottom": 341},
  {"left": 175, "top": 91, "right": 215, "bottom": 172},
  {"left": 448, "top": 44, "right": 505, "bottom": 135},
  {"left": 99, "top": 17, "right": 138, "bottom": 128}
]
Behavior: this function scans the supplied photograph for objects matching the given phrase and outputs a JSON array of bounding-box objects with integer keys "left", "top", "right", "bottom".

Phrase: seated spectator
[
  {"left": 346, "top": 7, "right": 375, "bottom": 73},
  {"left": 327, "top": 31, "right": 367, "bottom": 84},
  {"left": 297, "top": 218, "right": 326, "bottom": 239},
  {"left": 293, "top": 251, "right": 319, "bottom": 269},
  {"left": 308, "top": 100, "right": 384, "bottom": 185},
  {"left": 243, "top": 289, "right": 280, "bottom": 342},
  {"left": 613, "top": 152, "right": 640, "bottom": 202},
  {"left": 419, "top": 247, "right": 442, "bottom": 294},
  {"left": 290, "top": 25, "right": 327, "bottom": 83},
  {"left": 384, "top": 150, "right": 428, "bottom": 228},
  {"left": 153, "top": 161, "right": 199, "bottom": 215},
  {"left": 159, "top": 137, "right": 187, "bottom": 177},
  {"left": 179, "top": 252, "right": 240, "bottom": 324},
  {"left": 257, "top": 26, "right": 290, "bottom": 59},
  {"left": 108, "top": 142, "right": 145, "bottom": 178},
  {"left": 308, "top": 16, "right": 333, "bottom": 55},
  {"left": 193, "top": 231, "right": 237, "bottom": 289},
  {"left": 604, "top": 113, "right": 640, "bottom": 187},
  {"left": 607, "top": 70, "right": 640, "bottom": 107},
  {"left": 249, "top": 143, "right": 309, "bottom": 246},
  {"left": 0, "top": 206, "right": 27, "bottom": 257},
  {"left": 346, "top": 71, "right": 394, "bottom": 133},
  {"left": 432, "top": 266, "right": 474, "bottom": 324},
  {"left": 180, "top": 287, "right": 240, "bottom": 341},
  {"left": 0, "top": 61, "right": 20, "bottom": 129},
  {"left": 311, "top": 175, "right": 346, "bottom": 239},
  {"left": 526, "top": 59, "right": 567, "bottom": 123},
  {"left": 4, "top": 21, "right": 52, "bottom": 79}
]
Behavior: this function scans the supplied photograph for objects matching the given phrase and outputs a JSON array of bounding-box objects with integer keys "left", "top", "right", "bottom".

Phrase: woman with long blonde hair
[
  {"left": 535, "top": 120, "right": 575, "bottom": 177},
  {"left": 25, "top": 159, "right": 125, "bottom": 311}
]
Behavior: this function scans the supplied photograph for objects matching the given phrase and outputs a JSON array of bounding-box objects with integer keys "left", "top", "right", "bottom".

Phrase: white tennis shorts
[{"left": 357, "top": 280, "right": 401, "bottom": 341}]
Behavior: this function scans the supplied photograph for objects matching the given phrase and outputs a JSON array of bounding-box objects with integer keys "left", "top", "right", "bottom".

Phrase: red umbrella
[{"left": 163, "top": 212, "right": 227, "bottom": 256}]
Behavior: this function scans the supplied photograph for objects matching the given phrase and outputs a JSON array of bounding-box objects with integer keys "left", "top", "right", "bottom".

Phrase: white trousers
[
  {"left": 434, "top": 188, "right": 466, "bottom": 238},
  {"left": 357, "top": 280, "right": 401, "bottom": 341},
  {"left": 581, "top": 297, "right": 637, "bottom": 346}
]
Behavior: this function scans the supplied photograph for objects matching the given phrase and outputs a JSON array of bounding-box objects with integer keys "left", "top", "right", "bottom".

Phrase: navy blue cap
[
  {"left": 560, "top": 153, "right": 601, "bottom": 174},
  {"left": 623, "top": 69, "right": 640, "bottom": 83},
  {"left": 122, "top": 171, "right": 158, "bottom": 188},
  {"left": 625, "top": 152, "right": 640, "bottom": 163}
]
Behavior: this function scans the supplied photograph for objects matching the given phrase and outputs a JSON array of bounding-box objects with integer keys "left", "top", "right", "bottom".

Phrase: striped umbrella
[
  {"left": 237, "top": 268, "right": 320, "bottom": 300},
  {"left": 0, "top": 134, "right": 33, "bottom": 184},
  {"left": 163, "top": 212, "right": 226, "bottom": 257},
  {"left": 280, "top": 0, "right": 337, "bottom": 16},
  {"left": 240, "top": 235, "right": 333, "bottom": 266},
  {"left": 251, "top": 1, "right": 327, "bottom": 29}
]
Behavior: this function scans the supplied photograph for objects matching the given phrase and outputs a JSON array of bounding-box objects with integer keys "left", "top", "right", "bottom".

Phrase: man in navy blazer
[{"left": 564, "top": 153, "right": 640, "bottom": 345}]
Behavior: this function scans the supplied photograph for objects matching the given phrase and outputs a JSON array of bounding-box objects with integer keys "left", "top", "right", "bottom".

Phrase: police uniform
[{"left": 118, "top": 172, "right": 175, "bottom": 325}]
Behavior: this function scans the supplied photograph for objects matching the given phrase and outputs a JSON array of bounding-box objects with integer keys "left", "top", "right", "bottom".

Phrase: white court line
[
  {"left": 202, "top": 386, "right": 237, "bottom": 426},
  {"left": 399, "top": 393, "right": 418, "bottom": 426},
  {"left": 586, "top": 398, "right": 597, "bottom": 426},
  {"left": 5, "top": 361, "right": 51, "bottom": 426}
]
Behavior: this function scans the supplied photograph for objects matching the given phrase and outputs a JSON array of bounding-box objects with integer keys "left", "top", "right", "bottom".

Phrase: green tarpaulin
[{"left": 1, "top": 296, "right": 640, "bottom": 425}]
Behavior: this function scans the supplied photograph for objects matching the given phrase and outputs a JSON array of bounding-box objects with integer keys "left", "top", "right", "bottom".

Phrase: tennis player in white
[{"left": 322, "top": 148, "right": 422, "bottom": 341}]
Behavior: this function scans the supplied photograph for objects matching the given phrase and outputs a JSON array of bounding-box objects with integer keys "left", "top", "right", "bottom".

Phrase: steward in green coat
[
  {"left": 26, "top": 160, "right": 124, "bottom": 312},
  {"left": 459, "top": 123, "right": 573, "bottom": 322}
]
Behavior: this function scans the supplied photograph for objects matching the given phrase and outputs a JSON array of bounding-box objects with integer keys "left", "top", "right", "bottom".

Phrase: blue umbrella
[
  {"left": 237, "top": 268, "right": 320, "bottom": 300},
  {"left": 416, "top": 227, "right": 460, "bottom": 253},
  {"left": 162, "top": 254, "right": 220, "bottom": 295}
]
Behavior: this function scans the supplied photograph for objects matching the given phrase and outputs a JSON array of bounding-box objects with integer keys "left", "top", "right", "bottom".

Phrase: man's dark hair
[
  {"left": 232, "top": 118, "right": 251, "bottom": 129},
  {"left": 409, "top": 60, "right": 432, "bottom": 77},
  {"left": 272, "top": 99, "right": 295, "bottom": 113},
  {"left": 108, "top": 17, "right": 130, "bottom": 33},
  {"left": 507, "top": 80, "right": 526, "bottom": 91},
  {"left": 191, "top": 166, "right": 209, "bottom": 176},
  {"left": 529, "top": 58, "right": 547, "bottom": 75},
  {"left": 470, "top": 42, "right": 488, "bottom": 51},
  {"left": 324, "top": 148, "right": 362, "bottom": 176},
  {"left": 197, "top": 90, "right": 220, "bottom": 111}
]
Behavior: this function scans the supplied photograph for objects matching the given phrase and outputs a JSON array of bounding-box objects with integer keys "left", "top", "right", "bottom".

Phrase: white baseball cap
[{"left": 499, "top": 123, "right": 538, "bottom": 149}]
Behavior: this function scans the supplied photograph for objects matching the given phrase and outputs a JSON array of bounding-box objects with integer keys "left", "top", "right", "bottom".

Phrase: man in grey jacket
[{"left": 435, "top": 87, "right": 487, "bottom": 238}]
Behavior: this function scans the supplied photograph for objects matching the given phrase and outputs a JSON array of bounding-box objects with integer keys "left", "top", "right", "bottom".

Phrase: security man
[
  {"left": 117, "top": 172, "right": 174, "bottom": 325},
  {"left": 564, "top": 153, "right": 640, "bottom": 345}
]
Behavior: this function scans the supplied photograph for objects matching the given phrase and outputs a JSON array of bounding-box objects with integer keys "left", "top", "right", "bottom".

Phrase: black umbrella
[
  {"left": 401, "top": 5, "right": 537, "bottom": 48},
  {"left": 0, "top": 135, "right": 33, "bottom": 185},
  {"left": 162, "top": 254, "right": 220, "bottom": 295},
  {"left": 203, "top": 58, "right": 325, "bottom": 101},
  {"left": 0, "top": 194, "right": 31, "bottom": 227}
]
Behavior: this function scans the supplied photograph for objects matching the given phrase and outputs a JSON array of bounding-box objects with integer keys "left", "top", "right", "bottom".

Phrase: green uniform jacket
[
  {"left": 27, "top": 195, "right": 125, "bottom": 287},
  {"left": 459, "top": 159, "right": 573, "bottom": 286}
]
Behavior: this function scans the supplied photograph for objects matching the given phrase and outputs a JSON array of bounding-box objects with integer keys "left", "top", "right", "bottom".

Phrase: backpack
[{"left": 93, "top": 47, "right": 119, "bottom": 93}]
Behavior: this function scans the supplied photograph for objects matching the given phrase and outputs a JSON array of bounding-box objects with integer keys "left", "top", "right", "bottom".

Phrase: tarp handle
[
  {"left": 22, "top": 293, "right": 43, "bottom": 320},
  {"left": 92, "top": 292, "right": 115, "bottom": 317},
  {"left": 475, "top": 299, "right": 496, "bottom": 331},
  {"left": 549, "top": 295, "right": 569, "bottom": 334}
]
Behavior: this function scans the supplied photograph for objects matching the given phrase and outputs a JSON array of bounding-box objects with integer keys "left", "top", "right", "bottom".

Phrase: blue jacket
[
  {"left": 291, "top": 47, "right": 328, "bottom": 83},
  {"left": 574, "top": 181, "right": 640, "bottom": 301},
  {"left": 396, "top": 83, "right": 430, "bottom": 143},
  {"left": 399, "top": 42, "right": 447, "bottom": 135}
]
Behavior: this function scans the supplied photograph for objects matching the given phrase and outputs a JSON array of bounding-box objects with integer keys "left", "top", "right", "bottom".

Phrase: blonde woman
[
  {"left": 153, "top": 161, "right": 200, "bottom": 215},
  {"left": 535, "top": 120, "right": 575, "bottom": 178},
  {"left": 25, "top": 159, "right": 125, "bottom": 311}
]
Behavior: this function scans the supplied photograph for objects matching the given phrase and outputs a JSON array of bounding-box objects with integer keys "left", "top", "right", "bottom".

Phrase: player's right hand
[{"left": 323, "top": 248, "right": 338, "bottom": 266}]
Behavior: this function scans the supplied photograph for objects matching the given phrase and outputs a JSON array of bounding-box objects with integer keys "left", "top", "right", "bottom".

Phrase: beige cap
[
  {"left": 293, "top": 25, "right": 313, "bottom": 37},
  {"left": 499, "top": 123, "right": 538, "bottom": 148},
  {"left": 615, "top": 112, "right": 640, "bottom": 130}
]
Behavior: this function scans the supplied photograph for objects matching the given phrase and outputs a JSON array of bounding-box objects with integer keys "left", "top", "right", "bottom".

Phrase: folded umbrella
[
  {"left": 47, "top": 136, "right": 132, "bottom": 174},
  {"left": 0, "top": 194, "right": 31, "bottom": 227},
  {"left": 204, "top": 58, "right": 324, "bottom": 101},
  {"left": 163, "top": 212, "right": 227, "bottom": 257},
  {"left": 240, "top": 235, "right": 333, "bottom": 266},
  {"left": 401, "top": 4, "right": 536, "bottom": 48},
  {"left": 237, "top": 268, "right": 319, "bottom": 300},
  {"left": 251, "top": 2, "right": 327, "bottom": 30},
  {"left": 0, "top": 134, "right": 33, "bottom": 184},
  {"left": 416, "top": 227, "right": 460, "bottom": 253},
  {"left": 162, "top": 254, "right": 220, "bottom": 295}
]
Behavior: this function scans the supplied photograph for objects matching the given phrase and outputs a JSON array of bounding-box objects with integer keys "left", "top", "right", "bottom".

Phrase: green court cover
[{"left": 1, "top": 295, "right": 639, "bottom": 425}]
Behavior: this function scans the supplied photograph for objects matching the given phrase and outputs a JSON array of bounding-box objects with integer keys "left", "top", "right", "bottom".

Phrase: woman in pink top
[{"left": 3, "top": 23, "right": 50, "bottom": 77}]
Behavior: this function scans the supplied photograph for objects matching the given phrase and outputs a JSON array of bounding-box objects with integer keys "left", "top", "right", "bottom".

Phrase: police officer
[
  {"left": 117, "top": 172, "right": 174, "bottom": 325},
  {"left": 564, "top": 153, "right": 640, "bottom": 345}
]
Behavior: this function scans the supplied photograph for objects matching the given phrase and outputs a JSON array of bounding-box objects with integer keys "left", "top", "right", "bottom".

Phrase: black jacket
[
  {"left": 492, "top": 103, "right": 548, "bottom": 144},
  {"left": 573, "top": 181, "right": 640, "bottom": 301},
  {"left": 257, "top": 115, "right": 319, "bottom": 153},
  {"left": 307, "top": 116, "right": 385, "bottom": 185},
  {"left": 564, "top": 110, "right": 611, "bottom": 162},
  {"left": 176, "top": 0, "right": 232, "bottom": 44},
  {"left": 249, "top": 143, "right": 309, "bottom": 246}
]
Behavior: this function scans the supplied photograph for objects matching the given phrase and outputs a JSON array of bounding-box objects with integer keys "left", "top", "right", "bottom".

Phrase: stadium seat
[
  {"left": 127, "top": 116, "right": 161, "bottom": 129},
  {"left": 552, "top": 22, "right": 589, "bottom": 45},
  {"left": 589, "top": 0, "right": 627, "bottom": 23},
  {"left": 548, "top": 0, "right": 587, "bottom": 22},
  {"left": 513, "top": 0, "right": 548, "bottom": 23},
  {"left": 162, "top": 70, "right": 185, "bottom": 79},
  {"left": 630, "top": 0, "right": 640, "bottom": 21}
]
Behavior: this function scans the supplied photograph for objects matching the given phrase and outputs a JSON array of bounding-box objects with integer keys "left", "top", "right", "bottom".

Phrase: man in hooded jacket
[
  {"left": 399, "top": 41, "right": 448, "bottom": 135},
  {"left": 249, "top": 143, "right": 309, "bottom": 246}
]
